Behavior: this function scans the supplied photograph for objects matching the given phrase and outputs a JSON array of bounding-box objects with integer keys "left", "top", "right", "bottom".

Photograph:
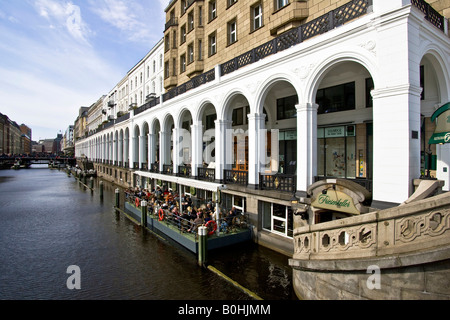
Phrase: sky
[{"left": 0, "top": 0, "right": 170, "bottom": 141}]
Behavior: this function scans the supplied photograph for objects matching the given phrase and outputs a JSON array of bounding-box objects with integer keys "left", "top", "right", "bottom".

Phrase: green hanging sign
[{"left": 429, "top": 102, "right": 450, "bottom": 144}]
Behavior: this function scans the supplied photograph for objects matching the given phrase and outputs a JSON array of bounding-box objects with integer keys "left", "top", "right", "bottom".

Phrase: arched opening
[
  {"left": 223, "top": 93, "right": 250, "bottom": 172},
  {"left": 178, "top": 109, "right": 193, "bottom": 168},
  {"left": 133, "top": 125, "right": 140, "bottom": 169},
  {"left": 419, "top": 52, "right": 450, "bottom": 190},
  {"left": 313, "top": 61, "right": 374, "bottom": 193}
]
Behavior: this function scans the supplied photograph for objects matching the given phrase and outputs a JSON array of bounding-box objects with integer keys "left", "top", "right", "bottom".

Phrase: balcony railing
[
  {"left": 164, "top": 17, "right": 178, "bottom": 31},
  {"left": 197, "top": 167, "right": 215, "bottom": 182},
  {"left": 177, "top": 165, "right": 191, "bottom": 177},
  {"left": 411, "top": 0, "right": 445, "bottom": 31},
  {"left": 163, "top": 164, "right": 173, "bottom": 175},
  {"left": 259, "top": 173, "right": 296, "bottom": 193},
  {"left": 221, "top": 0, "right": 372, "bottom": 77},
  {"left": 150, "top": 162, "right": 159, "bottom": 173},
  {"left": 224, "top": 169, "right": 248, "bottom": 186}
]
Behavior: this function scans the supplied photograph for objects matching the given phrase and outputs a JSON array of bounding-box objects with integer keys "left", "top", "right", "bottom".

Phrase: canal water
[{"left": 0, "top": 165, "right": 297, "bottom": 300}]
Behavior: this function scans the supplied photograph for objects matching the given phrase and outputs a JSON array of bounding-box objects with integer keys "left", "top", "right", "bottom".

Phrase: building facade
[
  {"left": 75, "top": 0, "right": 450, "bottom": 256},
  {"left": 0, "top": 113, "right": 30, "bottom": 155}
]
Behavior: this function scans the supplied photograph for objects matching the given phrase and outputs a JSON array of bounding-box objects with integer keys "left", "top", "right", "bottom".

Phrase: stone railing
[{"left": 292, "top": 191, "right": 450, "bottom": 261}]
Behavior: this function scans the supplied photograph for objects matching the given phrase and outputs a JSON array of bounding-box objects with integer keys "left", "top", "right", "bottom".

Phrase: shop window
[
  {"left": 316, "top": 82, "right": 355, "bottom": 114},
  {"left": 317, "top": 125, "right": 356, "bottom": 179},
  {"left": 277, "top": 95, "right": 298, "bottom": 120}
]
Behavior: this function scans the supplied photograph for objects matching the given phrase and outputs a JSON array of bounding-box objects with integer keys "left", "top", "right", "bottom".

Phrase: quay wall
[{"left": 289, "top": 192, "right": 450, "bottom": 299}]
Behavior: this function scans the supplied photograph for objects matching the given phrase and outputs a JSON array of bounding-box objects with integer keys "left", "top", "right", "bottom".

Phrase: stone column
[
  {"left": 191, "top": 123, "right": 203, "bottom": 177},
  {"left": 214, "top": 119, "right": 232, "bottom": 181},
  {"left": 247, "top": 113, "right": 266, "bottom": 188},
  {"left": 296, "top": 103, "right": 318, "bottom": 195},
  {"left": 139, "top": 135, "right": 145, "bottom": 169},
  {"left": 130, "top": 137, "right": 136, "bottom": 169}
]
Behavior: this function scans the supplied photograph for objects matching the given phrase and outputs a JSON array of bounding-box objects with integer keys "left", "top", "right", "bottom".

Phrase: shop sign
[
  {"left": 279, "top": 130, "right": 297, "bottom": 141},
  {"left": 429, "top": 102, "right": 450, "bottom": 145},
  {"left": 311, "top": 190, "right": 360, "bottom": 215},
  {"left": 318, "top": 125, "right": 355, "bottom": 138}
]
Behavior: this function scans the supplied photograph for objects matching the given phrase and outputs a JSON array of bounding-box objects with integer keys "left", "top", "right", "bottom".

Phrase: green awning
[{"left": 429, "top": 102, "right": 450, "bottom": 145}]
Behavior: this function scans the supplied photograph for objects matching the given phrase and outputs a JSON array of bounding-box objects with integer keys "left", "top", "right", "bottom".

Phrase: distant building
[
  {"left": 0, "top": 112, "right": 28, "bottom": 155},
  {"left": 63, "top": 125, "right": 74, "bottom": 156}
]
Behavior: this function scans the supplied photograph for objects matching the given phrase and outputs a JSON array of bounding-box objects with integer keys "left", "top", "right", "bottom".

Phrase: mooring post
[
  {"left": 198, "top": 226, "right": 207, "bottom": 267},
  {"left": 89, "top": 177, "right": 94, "bottom": 191},
  {"left": 115, "top": 188, "right": 120, "bottom": 207},
  {"left": 140, "top": 200, "right": 147, "bottom": 227},
  {"left": 100, "top": 181, "right": 104, "bottom": 199},
  {"left": 83, "top": 173, "right": 86, "bottom": 185}
]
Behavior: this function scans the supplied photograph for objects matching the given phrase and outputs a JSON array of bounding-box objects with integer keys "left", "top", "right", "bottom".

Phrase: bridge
[{"left": 0, "top": 156, "right": 76, "bottom": 169}]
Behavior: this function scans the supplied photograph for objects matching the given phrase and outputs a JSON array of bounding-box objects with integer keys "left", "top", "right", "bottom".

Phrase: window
[
  {"left": 188, "top": 11, "right": 194, "bottom": 32},
  {"left": 275, "top": 0, "right": 289, "bottom": 11},
  {"left": 316, "top": 82, "right": 355, "bottom": 114},
  {"left": 188, "top": 43, "right": 194, "bottom": 64},
  {"left": 164, "top": 34, "right": 170, "bottom": 51},
  {"left": 232, "top": 107, "right": 244, "bottom": 126},
  {"left": 208, "top": 32, "right": 216, "bottom": 56},
  {"left": 228, "top": 19, "right": 237, "bottom": 45},
  {"left": 420, "top": 65, "right": 424, "bottom": 100},
  {"left": 277, "top": 95, "right": 298, "bottom": 120},
  {"left": 172, "top": 30, "right": 177, "bottom": 48},
  {"left": 227, "top": 0, "right": 237, "bottom": 8},
  {"left": 198, "top": 6, "right": 203, "bottom": 26},
  {"left": 198, "top": 39, "right": 203, "bottom": 60},
  {"left": 172, "top": 58, "right": 176, "bottom": 76},
  {"left": 252, "top": 3, "right": 263, "bottom": 31},
  {"left": 181, "top": 24, "right": 186, "bottom": 44},
  {"left": 165, "top": 61, "right": 170, "bottom": 78},
  {"left": 209, "top": 1, "right": 216, "bottom": 21},
  {"left": 223, "top": 194, "right": 245, "bottom": 214},
  {"left": 261, "top": 201, "right": 293, "bottom": 237},
  {"left": 181, "top": 0, "right": 186, "bottom": 15},
  {"left": 317, "top": 125, "right": 357, "bottom": 179},
  {"left": 365, "top": 77, "right": 374, "bottom": 108},
  {"left": 180, "top": 54, "right": 186, "bottom": 73}
]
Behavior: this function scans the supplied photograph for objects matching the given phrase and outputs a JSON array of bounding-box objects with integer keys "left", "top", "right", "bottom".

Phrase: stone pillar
[
  {"left": 172, "top": 127, "right": 181, "bottom": 174},
  {"left": 296, "top": 103, "right": 318, "bottom": 194},
  {"left": 247, "top": 113, "right": 266, "bottom": 188},
  {"left": 191, "top": 123, "right": 203, "bottom": 177},
  {"left": 214, "top": 119, "right": 232, "bottom": 181},
  {"left": 371, "top": 7, "right": 422, "bottom": 204},
  {"left": 139, "top": 135, "right": 145, "bottom": 169},
  {"left": 148, "top": 133, "right": 155, "bottom": 165},
  {"left": 130, "top": 137, "right": 136, "bottom": 169},
  {"left": 160, "top": 131, "right": 171, "bottom": 171}
]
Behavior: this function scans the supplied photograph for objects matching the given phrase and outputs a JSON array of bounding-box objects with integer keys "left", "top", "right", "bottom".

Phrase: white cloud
[
  {"left": 89, "top": 0, "right": 165, "bottom": 43},
  {"left": 35, "top": 0, "right": 91, "bottom": 44}
]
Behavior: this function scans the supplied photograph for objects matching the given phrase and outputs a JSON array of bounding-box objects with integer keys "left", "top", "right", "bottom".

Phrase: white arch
[{"left": 305, "top": 49, "right": 379, "bottom": 103}]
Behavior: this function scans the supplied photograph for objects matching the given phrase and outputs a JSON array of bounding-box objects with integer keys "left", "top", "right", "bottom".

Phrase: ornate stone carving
[
  {"left": 395, "top": 209, "right": 450, "bottom": 243},
  {"left": 358, "top": 40, "right": 376, "bottom": 55}
]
